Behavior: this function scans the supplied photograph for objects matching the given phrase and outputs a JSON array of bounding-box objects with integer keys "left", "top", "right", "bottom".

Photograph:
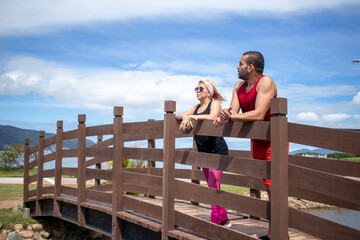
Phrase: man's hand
[{"left": 213, "top": 107, "right": 232, "bottom": 127}]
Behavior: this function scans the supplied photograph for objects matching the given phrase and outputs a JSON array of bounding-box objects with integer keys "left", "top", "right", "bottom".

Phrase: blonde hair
[{"left": 199, "top": 79, "right": 226, "bottom": 102}]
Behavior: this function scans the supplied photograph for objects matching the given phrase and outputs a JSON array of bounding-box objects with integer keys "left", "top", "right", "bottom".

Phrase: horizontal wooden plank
[
  {"left": 124, "top": 133, "right": 164, "bottom": 142},
  {"left": 86, "top": 189, "right": 112, "bottom": 204},
  {"left": 122, "top": 171, "right": 162, "bottom": 191},
  {"left": 28, "top": 189, "right": 36, "bottom": 198},
  {"left": 86, "top": 124, "right": 113, "bottom": 136},
  {"left": 86, "top": 168, "right": 112, "bottom": 181},
  {"left": 229, "top": 150, "right": 252, "bottom": 158},
  {"left": 88, "top": 183, "right": 112, "bottom": 192},
  {"left": 175, "top": 150, "right": 270, "bottom": 180},
  {"left": 175, "top": 211, "right": 257, "bottom": 240},
  {"left": 123, "top": 195, "right": 162, "bottom": 220},
  {"left": 44, "top": 152, "right": 56, "bottom": 162},
  {"left": 289, "top": 123, "right": 360, "bottom": 155},
  {"left": 175, "top": 120, "right": 270, "bottom": 140},
  {"left": 289, "top": 207, "right": 360, "bottom": 240},
  {"left": 61, "top": 186, "right": 78, "bottom": 197},
  {"left": 289, "top": 186, "right": 359, "bottom": 211},
  {"left": 168, "top": 229, "right": 206, "bottom": 240},
  {"left": 62, "top": 167, "right": 78, "bottom": 177},
  {"left": 124, "top": 120, "right": 164, "bottom": 136},
  {"left": 289, "top": 155, "right": 360, "bottom": 178},
  {"left": 57, "top": 196, "right": 78, "bottom": 205},
  {"left": 122, "top": 183, "right": 162, "bottom": 197},
  {"left": 63, "top": 129, "right": 78, "bottom": 140},
  {"left": 117, "top": 211, "right": 162, "bottom": 232},
  {"left": 63, "top": 149, "right": 77, "bottom": 158},
  {"left": 86, "top": 157, "right": 110, "bottom": 167},
  {"left": 43, "top": 186, "right": 54, "bottom": 195},
  {"left": 221, "top": 172, "right": 266, "bottom": 191},
  {"left": 124, "top": 147, "right": 163, "bottom": 162},
  {"left": 173, "top": 169, "right": 192, "bottom": 179},
  {"left": 29, "top": 174, "right": 37, "bottom": 184},
  {"left": 29, "top": 145, "right": 39, "bottom": 155},
  {"left": 88, "top": 138, "right": 113, "bottom": 148},
  {"left": 80, "top": 201, "right": 112, "bottom": 215},
  {"left": 289, "top": 164, "right": 360, "bottom": 210},
  {"left": 29, "top": 159, "right": 38, "bottom": 169},
  {"left": 43, "top": 169, "right": 55, "bottom": 178},
  {"left": 44, "top": 136, "right": 56, "bottom": 147},
  {"left": 175, "top": 180, "right": 269, "bottom": 219},
  {"left": 85, "top": 147, "right": 113, "bottom": 158},
  {"left": 180, "top": 168, "right": 266, "bottom": 191}
]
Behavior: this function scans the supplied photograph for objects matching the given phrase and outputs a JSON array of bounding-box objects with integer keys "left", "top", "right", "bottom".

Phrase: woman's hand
[{"left": 179, "top": 115, "right": 194, "bottom": 132}]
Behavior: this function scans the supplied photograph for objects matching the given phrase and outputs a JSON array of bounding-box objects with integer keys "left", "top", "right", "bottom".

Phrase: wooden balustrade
[{"left": 22, "top": 98, "right": 360, "bottom": 240}]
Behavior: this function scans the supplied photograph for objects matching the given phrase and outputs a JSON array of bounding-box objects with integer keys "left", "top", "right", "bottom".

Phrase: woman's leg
[{"left": 203, "top": 168, "right": 228, "bottom": 224}]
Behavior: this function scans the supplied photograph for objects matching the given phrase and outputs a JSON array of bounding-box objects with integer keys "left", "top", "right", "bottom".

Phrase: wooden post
[
  {"left": 147, "top": 119, "right": 156, "bottom": 198},
  {"left": 95, "top": 135, "right": 103, "bottom": 187},
  {"left": 77, "top": 114, "right": 86, "bottom": 227},
  {"left": 270, "top": 98, "right": 289, "bottom": 240},
  {"left": 36, "top": 131, "right": 45, "bottom": 216},
  {"left": 250, "top": 142, "right": 261, "bottom": 219},
  {"left": 112, "top": 107, "right": 124, "bottom": 239},
  {"left": 191, "top": 139, "right": 200, "bottom": 205},
  {"left": 162, "top": 100, "right": 176, "bottom": 240},
  {"left": 23, "top": 138, "right": 30, "bottom": 203},
  {"left": 54, "top": 121, "right": 63, "bottom": 217}
]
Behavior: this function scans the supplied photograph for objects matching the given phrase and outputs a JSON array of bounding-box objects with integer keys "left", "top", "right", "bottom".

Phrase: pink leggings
[{"left": 202, "top": 168, "right": 228, "bottom": 224}]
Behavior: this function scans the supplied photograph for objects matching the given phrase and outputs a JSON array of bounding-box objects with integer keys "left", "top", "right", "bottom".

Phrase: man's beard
[{"left": 238, "top": 70, "right": 249, "bottom": 81}]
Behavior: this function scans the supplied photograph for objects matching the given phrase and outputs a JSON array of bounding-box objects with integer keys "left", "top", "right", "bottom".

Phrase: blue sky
[{"left": 1, "top": 0, "right": 360, "bottom": 151}]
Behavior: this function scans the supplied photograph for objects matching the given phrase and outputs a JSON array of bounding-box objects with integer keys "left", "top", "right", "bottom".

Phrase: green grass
[
  {"left": 0, "top": 208, "right": 38, "bottom": 230},
  {"left": 0, "top": 168, "right": 37, "bottom": 177},
  {"left": 341, "top": 157, "right": 360, "bottom": 162},
  {"left": 221, "top": 184, "right": 249, "bottom": 194},
  {"left": 0, "top": 184, "right": 37, "bottom": 201}
]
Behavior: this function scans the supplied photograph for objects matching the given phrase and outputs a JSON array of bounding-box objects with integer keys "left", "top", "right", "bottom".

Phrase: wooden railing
[{"left": 23, "top": 98, "right": 360, "bottom": 240}]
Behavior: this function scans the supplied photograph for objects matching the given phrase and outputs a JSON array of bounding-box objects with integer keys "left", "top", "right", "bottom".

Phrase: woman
[{"left": 176, "top": 79, "right": 231, "bottom": 227}]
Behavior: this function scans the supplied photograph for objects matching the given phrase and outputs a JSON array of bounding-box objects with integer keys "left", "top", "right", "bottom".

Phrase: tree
[{"left": 0, "top": 144, "right": 24, "bottom": 170}]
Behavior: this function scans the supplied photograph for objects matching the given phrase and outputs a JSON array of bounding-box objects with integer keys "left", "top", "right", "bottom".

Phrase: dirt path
[{"left": 0, "top": 199, "right": 22, "bottom": 209}]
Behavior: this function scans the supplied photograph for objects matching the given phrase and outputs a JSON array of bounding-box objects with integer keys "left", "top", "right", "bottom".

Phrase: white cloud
[
  {"left": 322, "top": 113, "right": 351, "bottom": 123},
  {"left": 0, "top": 56, "right": 231, "bottom": 115},
  {"left": 1, "top": 0, "right": 359, "bottom": 35},
  {"left": 354, "top": 115, "right": 360, "bottom": 120},
  {"left": 296, "top": 112, "right": 320, "bottom": 122},
  {"left": 353, "top": 92, "right": 360, "bottom": 104},
  {"left": 278, "top": 84, "right": 357, "bottom": 100}
]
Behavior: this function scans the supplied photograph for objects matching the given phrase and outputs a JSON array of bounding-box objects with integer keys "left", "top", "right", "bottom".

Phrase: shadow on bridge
[{"left": 23, "top": 98, "right": 360, "bottom": 240}]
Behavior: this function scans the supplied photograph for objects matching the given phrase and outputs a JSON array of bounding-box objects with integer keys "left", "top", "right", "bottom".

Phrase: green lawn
[
  {"left": 0, "top": 168, "right": 37, "bottom": 177},
  {"left": 0, "top": 184, "right": 37, "bottom": 201},
  {"left": 0, "top": 208, "right": 38, "bottom": 230},
  {"left": 342, "top": 157, "right": 360, "bottom": 162}
]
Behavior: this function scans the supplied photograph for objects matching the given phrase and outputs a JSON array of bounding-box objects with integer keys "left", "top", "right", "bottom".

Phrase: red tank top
[{"left": 237, "top": 75, "right": 276, "bottom": 121}]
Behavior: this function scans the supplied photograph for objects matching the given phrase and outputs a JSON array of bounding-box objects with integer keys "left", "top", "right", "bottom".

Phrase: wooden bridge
[{"left": 23, "top": 98, "right": 360, "bottom": 239}]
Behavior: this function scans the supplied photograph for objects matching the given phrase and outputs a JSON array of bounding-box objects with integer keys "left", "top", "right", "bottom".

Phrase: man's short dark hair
[{"left": 243, "top": 51, "right": 264, "bottom": 74}]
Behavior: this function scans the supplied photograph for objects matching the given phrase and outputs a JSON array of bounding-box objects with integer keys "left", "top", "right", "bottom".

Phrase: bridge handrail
[{"left": 23, "top": 98, "right": 360, "bottom": 240}]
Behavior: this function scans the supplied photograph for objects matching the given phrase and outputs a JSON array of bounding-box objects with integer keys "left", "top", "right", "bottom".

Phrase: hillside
[
  {"left": 0, "top": 125, "right": 95, "bottom": 150},
  {"left": 289, "top": 148, "right": 340, "bottom": 155}
]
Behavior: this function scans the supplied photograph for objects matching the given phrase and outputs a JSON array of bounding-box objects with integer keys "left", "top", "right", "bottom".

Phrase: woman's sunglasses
[{"left": 194, "top": 87, "right": 205, "bottom": 92}]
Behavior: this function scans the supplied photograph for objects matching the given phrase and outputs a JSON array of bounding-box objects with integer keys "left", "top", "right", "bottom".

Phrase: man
[{"left": 214, "top": 51, "right": 277, "bottom": 240}]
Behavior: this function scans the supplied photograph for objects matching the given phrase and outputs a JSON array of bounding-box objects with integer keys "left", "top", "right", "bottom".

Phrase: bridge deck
[
  {"left": 122, "top": 195, "right": 319, "bottom": 240},
  {"left": 31, "top": 194, "right": 319, "bottom": 239}
]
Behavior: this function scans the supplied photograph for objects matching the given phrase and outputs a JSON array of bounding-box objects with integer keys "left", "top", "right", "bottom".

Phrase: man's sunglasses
[{"left": 194, "top": 87, "right": 205, "bottom": 92}]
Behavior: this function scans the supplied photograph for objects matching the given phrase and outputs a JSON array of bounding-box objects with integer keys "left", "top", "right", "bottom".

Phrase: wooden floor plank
[{"left": 123, "top": 195, "right": 320, "bottom": 239}]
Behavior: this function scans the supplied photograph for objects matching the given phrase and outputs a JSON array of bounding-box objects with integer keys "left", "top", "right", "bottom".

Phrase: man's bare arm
[{"left": 230, "top": 76, "right": 276, "bottom": 122}]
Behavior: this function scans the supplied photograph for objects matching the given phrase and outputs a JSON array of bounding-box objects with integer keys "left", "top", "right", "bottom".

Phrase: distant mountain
[
  {"left": 289, "top": 148, "right": 340, "bottom": 155},
  {"left": 0, "top": 125, "right": 95, "bottom": 150}
]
